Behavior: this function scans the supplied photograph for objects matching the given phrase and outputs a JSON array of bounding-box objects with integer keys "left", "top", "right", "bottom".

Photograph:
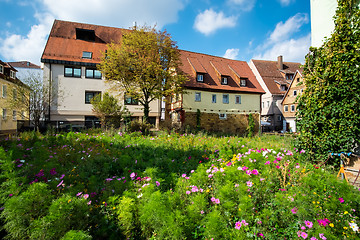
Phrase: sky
[{"left": 0, "top": 0, "right": 311, "bottom": 66}]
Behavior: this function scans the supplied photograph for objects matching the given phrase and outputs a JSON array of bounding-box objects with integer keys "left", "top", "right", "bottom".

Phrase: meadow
[{"left": 0, "top": 131, "right": 359, "bottom": 239}]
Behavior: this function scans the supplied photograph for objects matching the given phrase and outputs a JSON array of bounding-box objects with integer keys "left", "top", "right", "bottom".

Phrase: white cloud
[
  {"left": 0, "top": 13, "right": 54, "bottom": 65},
  {"left": 194, "top": 9, "right": 237, "bottom": 35},
  {"left": 40, "top": 0, "right": 186, "bottom": 29},
  {"left": 223, "top": 48, "right": 239, "bottom": 60},
  {"left": 278, "top": 0, "right": 294, "bottom": 6},
  {"left": 254, "top": 34, "right": 310, "bottom": 63},
  {"left": 270, "top": 13, "right": 308, "bottom": 43},
  {"left": 227, "top": 0, "right": 256, "bottom": 11},
  {"left": 252, "top": 13, "right": 310, "bottom": 63},
  {"left": 0, "top": 0, "right": 187, "bottom": 64}
]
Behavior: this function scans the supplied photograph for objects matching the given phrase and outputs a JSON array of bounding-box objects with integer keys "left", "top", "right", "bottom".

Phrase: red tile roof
[
  {"left": 179, "top": 50, "right": 265, "bottom": 94},
  {"left": 8, "top": 61, "right": 41, "bottom": 69},
  {"left": 251, "top": 59, "right": 301, "bottom": 95},
  {"left": 41, "top": 20, "right": 128, "bottom": 64}
]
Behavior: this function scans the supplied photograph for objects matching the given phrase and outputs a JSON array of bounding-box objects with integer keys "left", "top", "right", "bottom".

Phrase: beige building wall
[
  {"left": 182, "top": 89, "right": 261, "bottom": 113},
  {"left": 0, "top": 78, "right": 29, "bottom": 133},
  {"left": 43, "top": 63, "right": 161, "bottom": 124}
]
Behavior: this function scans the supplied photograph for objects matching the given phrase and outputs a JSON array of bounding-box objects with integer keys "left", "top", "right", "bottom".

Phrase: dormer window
[
  {"left": 221, "top": 76, "right": 228, "bottom": 85},
  {"left": 240, "top": 79, "right": 247, "bottom": 87},
  {"left": 82, "top": 51, "right": 92, "bottom": 59},
  {"left": 0, "top": 65, "right": 3, "bottom": 74},
  {"left": 10, "top": 70, "right": 16, "bottom": 79},
  {"left": 196, "top": 73, "right": 204, "bottom": 82},
  {"left": 286, "top": 74, "right": 293, "bottom": 80},
  {"left": 76, "top": 28, "right": 95, "bottom": 42},
  {"left": 280, "top": 85, "right": 287, "bottom": 91}
]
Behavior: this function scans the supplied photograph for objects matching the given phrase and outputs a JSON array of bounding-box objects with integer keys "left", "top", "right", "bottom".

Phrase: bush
[
  {"left": 127, "top": 120, "right": 152, "bottom": 134},
  {"left": 61, "top": 230, "right": 92, "bottom": 240}
]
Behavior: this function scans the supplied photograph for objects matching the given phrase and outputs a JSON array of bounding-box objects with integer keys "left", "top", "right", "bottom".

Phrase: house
[
  {"left": 281, "top": 70, "right": 305, "bottom": 132},
  {"left": 41, "top": 20, "right": 161, "bottom": 128},
  {"left": 0, "top": 60, "right": 29, "bottom": 134},
  {"left": 7, "top": 61, "right": 42, "bottom": 81},
  {"left": 248, "top": 56, "right": 301, "bottom": 132},
  {"left": 169, "top": 50, "right": 265, "bottom": 135}
]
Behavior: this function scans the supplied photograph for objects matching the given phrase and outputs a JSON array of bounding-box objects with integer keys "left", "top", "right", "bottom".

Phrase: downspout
[{"left": 48, "top": 63, "right": 52, "bottom": 123}]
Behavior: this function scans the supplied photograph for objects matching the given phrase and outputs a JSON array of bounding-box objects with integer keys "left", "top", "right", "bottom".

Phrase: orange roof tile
[{"left": 179, "top": 50, "right": 265, "bottom": 94}]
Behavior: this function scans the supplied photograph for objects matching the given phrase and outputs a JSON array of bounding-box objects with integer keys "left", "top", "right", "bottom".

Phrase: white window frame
[
  {"left": 195, "top": 92, "right": 201, "bottom": 102},
  {"left": 291, "top": 105, "right": 295, "bottom": 112},
  {"left": 222, "top": 94, "right": 229, "bottom": 104},
  {"left": 219, "top": 113, "right": 227, "bottom": 119},
  {"left": 10, "top": 70, "right": 16, "bottom": 79},
  {"left": 212, "top": 94, "right": 216, "bottom": 103},
  {"left": 240, "top": 79, "right": 246, "bottom": 87},
  {"left": 82, "top": 51, "right": 93, "bottom": 59},
  {"left": 12, "top": 110, "right": 17, "bottom": 120},
  {"left": 0, "top": 65, "right": 3, "bottom": 74},
  {"left": 284, "top": 105, "right": 288, "bottom": 112},
  {"left": 267, "top": 101, "right": 270, "bottom": 107},
  {"left": 221, "top": 76, "right": 228, "bottom": 85},
  {"left": 196, "top": 74, "right": 204, "bottom": 82},
  {"left": 235, "top": 95, "right": 241, "bottom": 104},
  {"left": 278, "top": 115, "right": 282, "bottom": 121}
]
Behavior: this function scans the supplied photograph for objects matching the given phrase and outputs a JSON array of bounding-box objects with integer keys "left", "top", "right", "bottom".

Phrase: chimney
[{"left": 277, "top": 55, "right": 283, "bottom": 70}]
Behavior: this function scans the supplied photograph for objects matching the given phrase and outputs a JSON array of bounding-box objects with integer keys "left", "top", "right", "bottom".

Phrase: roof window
[
  {"left": 82, "top": 51, "right": 93, "bottom": 59},
  {"left": 76, "top": 28, "right": 95, "bottom": 42}
]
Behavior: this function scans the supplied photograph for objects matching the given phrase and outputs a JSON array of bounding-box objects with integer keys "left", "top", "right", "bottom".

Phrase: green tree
[
  {"left": 98, "top": 25, "right": 186, "bottom": 123},
  {"left": 90, "top": 92, "right": 129, "bottom": 129},
  {"left": 297, "top": 0, "right": 360, "bottom": 163}
]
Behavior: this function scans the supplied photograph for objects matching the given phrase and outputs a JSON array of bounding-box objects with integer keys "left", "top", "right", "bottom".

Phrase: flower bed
[{"left": 0, "top": 132, "right": 359, "bottom": 239}]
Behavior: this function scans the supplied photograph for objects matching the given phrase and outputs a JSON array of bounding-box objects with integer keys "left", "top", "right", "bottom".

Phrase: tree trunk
[{"left": 143, "top": 102, "right": 150, "bottom": 124}]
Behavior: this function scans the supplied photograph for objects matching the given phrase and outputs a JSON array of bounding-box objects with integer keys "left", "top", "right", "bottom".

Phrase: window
[
  {"left": 284, "top": 105, "right": 288, "bottom": 112},
  {"left": 212, "top": 94, "right": 216, "bottom": 103},
  {"left": 262, "top": 102, "right": 264, "bottom": 108},
  {"left": 293, "top": 90, "right": 297, "bottom": 96},
  {"left": 82, "top": 51, "right": 93, "bottom": 59},
  {"left": 240, "top": 79, "right": 246, "bottom": 87},
  {"left": 13, "top": 89, "right": 17, "bottom": 100},
  {"left": 219, "top": 113, "right": 227, "bottom": 119},
  {"left": 85, "top": 91, "right": 101, "bottom": 104},
  {"left": 267, "top": 101, "right": 270, "bottom": 107},
  {"left": 124, "top": 95, "right": 138, "bottom": 105},
  {"left": 76, "top": 28, "right": 95, "bottom": 41},
  {"left": 278, "top": 115, "right": 282, "bottom": 121},
  {"left": 280, "top": 85, "right": 287, "bottom": 91},
  {"left": 65, "top": 67, "right": 81, "bottom": 78},
  {"left": 85, "top": 68, "right": 102, "bottom": 79},
  {"left": 0, "top": 65, "right": 3, "bottom": 74},
  {"left": 286, "top": 74, "right": 293, "bottom": 80},
  {"left": 301, "top": 89, "right": 304, "bottom": 94},
  {"left": 12, "top": 110, "right": 17, "bottom": 120},
  {"left": 222, "top": 94, "right": 229, "bottom": 104},
  {"left": 2, "top": 109, "right": 7, "bottom": 120},
  {"left": 2, "top": 85, "right": 7, "bottom": 98},
  {"left": 235, "top": 95, "right": 241, "bottom": 104},
  {"left": 291, "top": 105, "right": 295, "bottom": 112},
  {"left": 195, "top": 92, "right": 201, "bottom": 102},
  {"left": 196, "top": 74, "right": 204, "bottom": 82},
  {"left": 10, "top": 70, "right": 16, "bottom": 79},
  {"left": 221, "top": 77, "right": 228, "bottom": 85}
]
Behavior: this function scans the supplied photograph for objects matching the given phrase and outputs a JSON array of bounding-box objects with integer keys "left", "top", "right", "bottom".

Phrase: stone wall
[{"left": 183, "top": 111, "right": 260, "bottom": 135}]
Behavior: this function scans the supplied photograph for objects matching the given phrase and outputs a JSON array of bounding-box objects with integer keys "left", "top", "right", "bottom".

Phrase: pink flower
[
  {"left": 214, "top": 198, "right": 220, "bottom": 204},
  {"left": 57, "top": 180, "right": 64, "bottom": 187},
  {"left": 83, "top": 194, "right": 89, "bottom": 199},
  {"left": 200, "top": 210, "right": 204, "bottom": 214},
  {"left": 87, "top": 201, "right": 91, "bottom": 205},
  {"left": 211, "top": 197, "right": 215, "bottom": 202},
  {"left": 338, "top": 197, "right": 344, "bottom": 203},
  {"left": 246, "top": 181, "right": 253, "bottom": 187},
  {"left": 242, "top": 166, "right": 249, "bottom": 171},
  {"left": 265, "top": 161, "right": 270, "bottom": 165},
  {"left": 301, "top": 226, "right": 306, "bottom": 230},
  {"left": 260, "top": 178, "right": 265, "bottom": 181},
  {"left": 130, "top": 172, "right": 136, "bottom": 180},
  {"left": 241, "top": 220, "right": 248, "bottom": 226},
  {"left": 276, "top": 165, "right": 280, "bottom": 169},
  {"left": 319, "top": 233, "right": 326, "bottom": 240},
  {"left": 257, "top": 233, "right": 264, "bottom": 238},
  {"left": 156, "top": 181, "right": 160, "bottom": 186},
  {"left": 310, "top": 237, "right": 318, "bottom": 240},
  {"left": 235, "top": 221, "right": 241, "bottom": 230},
  {"left": 208, "top": 174, "right": 213, "bottom": 178},
  {"left": 305, "top": 220, "right": 313, "bottom": 228},
  {"left": 300, "top": 149, "right": 306, "bottom": 154},
  {"left": 252, "top": 169, "right": 259, "bottom": 175},
  {"left": 182, "top": 174, "right": 187, "bottom": 178},
  {"left": 226, "top": 162, "right": 232, "bottom": 166},
  {"left": 317, "top": 219, "right": 330, "bottom": 227},
  {"left": 76, "top": 192, "right": 82, "bottom": 197},
  {"left": 291, "top": 207, "right": 298, "bottom": 214},
  {"left": 186, "top": 191, "right": 191, "bottom": 195},
  {"left": 300, "top": 232, "right": 308, "bottom": 239}
]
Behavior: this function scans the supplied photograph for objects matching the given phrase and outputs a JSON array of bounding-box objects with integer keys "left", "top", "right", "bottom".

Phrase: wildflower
[
  {"left": 310, "top": 237, "right": 318, "bottom": 240},
  {"left": 57, "top": 180, "right": 64, "bottom": 187},
  {"left": 301, "top": 226, "right": 306, "bottom": 230},
  {"left": 252, "top": 169, "right": 259, "bottom": 175},
  {"left": 260, "top": 178, "right": 265, "bottom": 181},
  {"left": 329, "top": 223, "right": 334, "bottom": 228},
  {"left": 291, "top": 207, "right": 298, "bottom": 214},
  {"left": 87, "top": 201, "right": 91, "bottom": 205},
  {"left": 186, "top": 191, "right": 191, "bottom": 195},
  {"left": 182, "top": 174, "right": 187, "bottom": 177},
  {"left": 214, "top": 198, "right": 220, "bottom": 204},
  {"left": 60, "top": 174, "right": 65, "bottom": 179},
  {"left": 208, "top": 174, "right": 213, "bottom": 178},
  {"left": 241, "top": 220, "right": 248, "bottom": 226},
  {"left": 338, "top": 197, "right": 344, "bottom": 203},
  {"left": 265, "top": 161, "right": 270, "bottom": 165},
  {"left": 235, "top": 221, "right": 241, "bottom": 230},
  {"left": 83, "top": 194, "right": 89, "bottom": 199},
  {"left": 8, "top": 194, "right": 13, "bottom": 197},
  {"left": 246, "top": 181, "right": 253, "bottom": 187},
  {"left": 137, "top": 194, "right": 143, "bottom": 198},
  {"left": 211, "top": 197, "right": 215, "bottom": 202},
  {"left": 317, "top": 218, "right": 330, "bottom": 227},
  {"left": 200, "top": 210, "right": 204, "bottom": 214},
  {"left": 305, "top": 220, "right": 313, "bottom": 228},
  {"left": 349, "top": 222, "right": 359, "bottom": 232},
  {"left": 319, "top": 233, "right": 326, "bottom": 240},
  {"left": 257, "top": 233, "right": 264, "bottom": 238},
  {"left": 300, "top": 232, "right": 308, "bottom": 239},
  {"left": 76, "top": 192, "right": 82, "bottom": 197},
  {"left": 130, "top": 172, "right": 136, "bottom": 180},
  {"left": 156, "top": 181, "right": 160, "bottom": 187},
  {"left": 344, "top": 211, "right": 348, "bottom": 214}
]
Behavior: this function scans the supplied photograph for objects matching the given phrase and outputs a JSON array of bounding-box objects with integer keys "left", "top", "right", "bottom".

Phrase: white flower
[
  {"left": 350, "top": 222, "right": 359, "bottom": 232},
  {"left": 137, "top": 194, "right": 143, "bottom": 198}
]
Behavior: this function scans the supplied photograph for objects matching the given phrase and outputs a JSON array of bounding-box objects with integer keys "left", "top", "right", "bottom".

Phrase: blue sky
[{"left": 0, "top": 0, "right": 311, "bottom": 65}]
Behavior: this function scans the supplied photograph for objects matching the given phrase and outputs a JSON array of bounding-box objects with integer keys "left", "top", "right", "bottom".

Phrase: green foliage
[
  {"left": 297, "top": 0, "right": 360, "bottom": 162},
  {"left": 98, "top": 25, "right": 187, "bottom": 122},
  {"left": 1, "top": 183, "right": 53, "bottom": 240},
  {"left": 91, "top": 92, "right": 130, "bottom": 129},
  {"left": 60, "top": 230, "right": 92, "bottom": 240},
  {"left": 246, "top": 113, "right": 255, "bottom": 138},
  {"left": 196, "top": 109, "right": 201, "bottom": 130},
  {"left": 127, "top": 120, "right": 152, "bottom": 134}
]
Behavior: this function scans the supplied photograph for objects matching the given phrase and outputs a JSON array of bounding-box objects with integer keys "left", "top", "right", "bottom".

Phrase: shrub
[{"left": 61, "top": 230, "right": 92, "bottom": 240}]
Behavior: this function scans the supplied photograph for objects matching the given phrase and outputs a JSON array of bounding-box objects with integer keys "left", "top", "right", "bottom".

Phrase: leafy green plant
[{"left": 60, "top": 230, "right": 92, "bottom": 240}]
